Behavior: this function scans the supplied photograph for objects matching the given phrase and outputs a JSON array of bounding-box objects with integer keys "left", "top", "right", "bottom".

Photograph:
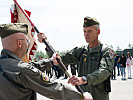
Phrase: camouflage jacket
[{"left": 0, "top": 49, "right": 83, "bottom": 100}]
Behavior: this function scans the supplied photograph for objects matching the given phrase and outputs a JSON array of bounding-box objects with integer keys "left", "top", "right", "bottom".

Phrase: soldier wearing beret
[
  {"left": 42, "top": 16, "right": 115, "bottom": 100},
  {"left": 0, "top": 23, "right": 92, "bottom": 100}
]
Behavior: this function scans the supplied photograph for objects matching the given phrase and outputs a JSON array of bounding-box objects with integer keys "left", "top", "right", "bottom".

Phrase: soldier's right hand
[
  {"left": 37, "top": 32, "right": 47, "bottom": 43},
  {"left": 83, "top": 92, "right": 93, "bottom": 100}
]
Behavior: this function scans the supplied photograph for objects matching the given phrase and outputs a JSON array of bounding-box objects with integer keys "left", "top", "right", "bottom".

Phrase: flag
[{"left": 10, "top": 0, "right": 37, "bottom": 62}]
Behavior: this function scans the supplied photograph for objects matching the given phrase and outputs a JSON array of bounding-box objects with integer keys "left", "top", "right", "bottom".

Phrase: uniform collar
[
  {"left": 1, "top": 49, "right": 21, "bottom": 61},
  {"left": 88, "top": 41, "right": 103, "bottom": 54}
]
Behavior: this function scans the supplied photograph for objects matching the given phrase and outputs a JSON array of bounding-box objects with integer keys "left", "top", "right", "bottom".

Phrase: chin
[{"left": 85, "top": 40, "right": 90, "bottom": 43}]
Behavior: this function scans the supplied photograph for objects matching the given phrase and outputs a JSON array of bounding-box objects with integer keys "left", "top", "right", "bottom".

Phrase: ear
[
  {"left": 17, "top": 39, "right": 22, "bottom": 48},
  {"left": 98, "top": 29, "right": 100, "bottom": 35}
]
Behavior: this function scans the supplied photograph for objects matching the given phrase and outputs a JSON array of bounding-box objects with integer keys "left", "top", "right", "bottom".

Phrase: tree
[
  {"left": 34, "top": 50, "right": 72, "bottom": 61},
  {"left": 128, "top": 43, "right": 132, "bottom": 49},
  {"left": 116, "top": 45, "right": 121, "bottom": 51},
  {"left": 110, "top": 45, "right": 113, "bottom": 49},
  {"left": 34, "top": 51, "right": 48, "bottom": 60},
  {"left": 132, "top": 44, "right": 133, "bottom": 49}
]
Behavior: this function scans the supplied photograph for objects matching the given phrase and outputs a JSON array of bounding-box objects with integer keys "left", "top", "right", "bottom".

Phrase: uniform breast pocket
[{"left": 90, "top": 56, "right": 100, "bottom": 71}]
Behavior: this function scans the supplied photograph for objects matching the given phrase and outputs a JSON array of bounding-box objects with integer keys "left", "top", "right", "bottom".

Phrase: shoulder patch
[
  {"left": 19, "top": 62, "right": 50, "bottom": 82},
  {"left": 23, "top": 62, "right": 50, "bottom": 82},
  {"left": 40, "top": 72, "right": 50, "bottom": 82},
  {"left": 30, "top": 66, "right": 50, "bottom": 82},
  {"left": 31, "top": 66, "right": 50, "bottom": 82}
]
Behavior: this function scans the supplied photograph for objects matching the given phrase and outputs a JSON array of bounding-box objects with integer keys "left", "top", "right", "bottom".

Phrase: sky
[{"left": 0, "top": 0, "right": 133, "bottom": 52}]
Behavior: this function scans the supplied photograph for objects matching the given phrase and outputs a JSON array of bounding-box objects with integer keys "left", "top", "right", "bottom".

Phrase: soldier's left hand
[
  {"left": 37, "top": 32, "right": 47, "bottom": 43},
  {"left": 68, "top": 75, "right": 84, "bottom": 86}
]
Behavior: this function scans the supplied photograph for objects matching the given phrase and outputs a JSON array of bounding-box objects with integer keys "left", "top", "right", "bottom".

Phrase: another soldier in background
[
  {"left": 0, "top": 23, "right": 92, "bottom": 100},
  {"left": 52, "top": 65, "right": 61, "bottom": 78},
  {"left": 111, "top": 54, "right": 118, "bottom": 80},
  {"left": 116, "top": 55, "right": 121, "bottom": 76},
  {"left": 70, "top": 63, "right": 77, "bottom": 76},
  {"left": 64, "top": 65, "right": 68, "bottom": 79}
]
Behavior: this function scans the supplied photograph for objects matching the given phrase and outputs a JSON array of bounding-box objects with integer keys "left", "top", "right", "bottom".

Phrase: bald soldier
[
  {"left": 0, "top": 23, "right": 92, "bottom": 100},
  {"left": 43, "top": 17, "right": 115, "bottom": 100}
]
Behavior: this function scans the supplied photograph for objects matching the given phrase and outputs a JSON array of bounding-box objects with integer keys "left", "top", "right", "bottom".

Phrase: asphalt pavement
[{"left": 37, "top": 66, "right": 133, "bottom": 100}]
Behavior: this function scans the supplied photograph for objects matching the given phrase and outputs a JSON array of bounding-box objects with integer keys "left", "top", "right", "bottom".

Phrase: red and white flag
[{"left": 10, "top": 0, "right": 37, "bottom": 62}]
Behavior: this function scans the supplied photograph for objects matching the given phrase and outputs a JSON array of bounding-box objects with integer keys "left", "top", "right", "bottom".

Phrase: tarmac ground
[{"left": 37, "top": 66, "right": 133, "bottom": 100}]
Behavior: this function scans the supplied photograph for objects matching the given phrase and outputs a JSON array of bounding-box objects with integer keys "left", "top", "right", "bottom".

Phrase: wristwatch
[{"left": 82, "top": 76, "right": 88, "bottom": 84}]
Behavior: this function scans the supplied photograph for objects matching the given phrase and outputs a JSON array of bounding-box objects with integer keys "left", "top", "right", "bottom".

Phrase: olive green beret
[
  {"left": 0, "top": 23, "right": 28, "bottom": 38},
  {"left": 83, "top": 16, "right": 99, "bottom": 27}
]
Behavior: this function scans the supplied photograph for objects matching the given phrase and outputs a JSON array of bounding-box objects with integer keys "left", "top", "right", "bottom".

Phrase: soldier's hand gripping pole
[
  {"left": 14, "top": 0, "right": 84, "bottom": 95},
  {"left": 34, "top": 26, "right": 84, "bottom": 95}
]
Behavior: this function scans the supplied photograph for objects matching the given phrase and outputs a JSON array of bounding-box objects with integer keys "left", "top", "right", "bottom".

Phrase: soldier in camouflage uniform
[
  {"left": 44, "top": 16, "right": 115, "bottom": 100},
  {"left": 66, "top": 17, "right": 115, "bottom": 100},
  {"left": 70, "top": 63, "right": 77, "bottom": 76},
  {"left": 0, "top": 23, "right": 92, "bottom": 100}
]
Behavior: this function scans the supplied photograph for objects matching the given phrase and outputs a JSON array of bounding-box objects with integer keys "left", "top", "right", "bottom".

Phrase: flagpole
[{"left": 13, "top": 0, "right": 84, "bottom": 95}]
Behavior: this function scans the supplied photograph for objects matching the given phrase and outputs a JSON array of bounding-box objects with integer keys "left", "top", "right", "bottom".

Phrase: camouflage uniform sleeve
[
  {"left": 61, "top": 47, "right": 85, "bottom": 65},
  {"left": 45, "top": 46, "right": 85, "bottom": 65},
  {"left": 86, "top": 49, "right": 115, "bottom": 85},
  {"left": 18, "top": 62, "right": 83, "bottom": 100}
]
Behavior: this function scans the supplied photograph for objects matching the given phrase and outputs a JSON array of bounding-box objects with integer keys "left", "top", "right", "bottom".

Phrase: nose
[{"left": 84, "top": 32, "right": 90, "bottom": 37}]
